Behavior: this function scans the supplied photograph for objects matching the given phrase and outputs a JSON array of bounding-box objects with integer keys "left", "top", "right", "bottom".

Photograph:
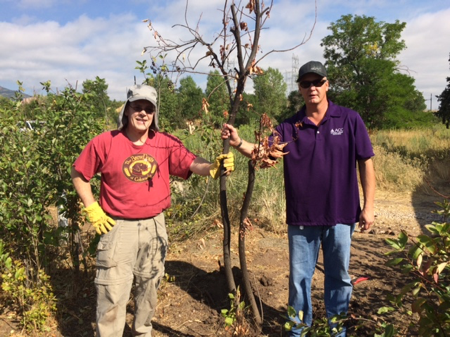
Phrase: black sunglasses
[
  {"left": 129, "top": 103, "right": 155, "bottom": 114},
  {"left": 299, "top": 79, "right": 327, "bottom": 89}
]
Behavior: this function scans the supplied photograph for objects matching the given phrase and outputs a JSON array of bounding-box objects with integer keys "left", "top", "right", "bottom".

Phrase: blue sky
[{"left": 1, "top": 0, "right": 449, "bottom": 110}]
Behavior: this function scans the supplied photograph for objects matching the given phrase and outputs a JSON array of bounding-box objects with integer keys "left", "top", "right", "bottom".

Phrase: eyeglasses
[
  {"left": 129, "top": 103, "right": 155, "bottom": 114},
  {"left": 299, "top": 79, "right": 327, "bottom": 89}
]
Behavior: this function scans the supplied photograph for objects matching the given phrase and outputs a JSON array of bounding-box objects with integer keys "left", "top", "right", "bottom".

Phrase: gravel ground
[{"left": 367, "top": 190, "right": 448, "bottom": 236}]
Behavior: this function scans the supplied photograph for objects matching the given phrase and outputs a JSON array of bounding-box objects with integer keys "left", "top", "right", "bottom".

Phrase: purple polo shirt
[{"left": 273, "top": 101, "right": 374, "bottom": 226}]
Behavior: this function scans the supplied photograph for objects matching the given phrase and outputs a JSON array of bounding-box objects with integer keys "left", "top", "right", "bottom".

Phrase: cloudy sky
[{"left": 1, "top": 0, "right": 449, "bottom": 109}]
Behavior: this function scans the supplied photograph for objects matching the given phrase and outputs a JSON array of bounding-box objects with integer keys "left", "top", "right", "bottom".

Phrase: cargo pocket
[{"left": 96, "top": 223, "right": 120, "bottom": 268}]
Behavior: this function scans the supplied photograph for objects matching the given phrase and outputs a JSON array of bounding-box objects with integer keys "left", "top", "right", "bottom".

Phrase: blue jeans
[{"left": 287, "top": 224, "right": 355, "bottom": 337}]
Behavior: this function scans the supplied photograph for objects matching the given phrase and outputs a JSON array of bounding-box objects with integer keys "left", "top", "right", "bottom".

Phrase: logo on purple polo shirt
[{"left": 330, "top": 128, "right": 344, "bottom": 136}]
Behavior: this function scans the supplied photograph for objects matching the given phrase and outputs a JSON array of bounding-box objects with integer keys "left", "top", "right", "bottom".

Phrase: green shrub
[
  {"left": 0, "top": 83, "right": 105, "bottom": 331},
  {"left": 0, "top": 239, "right": 56, "bottom": 332},
  {"left": 384, "top": 200, "right": 450, "bottom": 336}
]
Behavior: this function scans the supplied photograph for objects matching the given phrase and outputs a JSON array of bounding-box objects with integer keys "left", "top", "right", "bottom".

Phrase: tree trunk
[
  {"left": 238, "top": 160, "right": 262, "bottom": 326},
  {"left": 220, "top": 136, "right": 236, "bottom": 294}
]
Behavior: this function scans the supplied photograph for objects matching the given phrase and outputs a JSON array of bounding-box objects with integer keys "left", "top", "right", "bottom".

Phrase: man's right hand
[
  {"left": 221, "top": 123, "right": 241, "bottom": 147},
  {"left": 209, "top": 152, "right": 235, "bottom": 179},
  {"left": 83, "top": 202, "right": 116, "bottom": 235}
]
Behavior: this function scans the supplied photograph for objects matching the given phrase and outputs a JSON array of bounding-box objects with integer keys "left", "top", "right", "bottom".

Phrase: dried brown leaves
[{"left": 251, "top": 113, "right": 289, "bottom": 169}]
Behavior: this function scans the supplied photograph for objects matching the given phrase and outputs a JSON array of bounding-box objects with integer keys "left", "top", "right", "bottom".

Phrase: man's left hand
[{"left": 359, "top": 209, "right": 374, "bottom": 232}]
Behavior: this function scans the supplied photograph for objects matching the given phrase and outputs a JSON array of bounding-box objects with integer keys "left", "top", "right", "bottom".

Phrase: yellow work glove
[
  {"left": 210, "top": 152, "right": 235, "bottom": 179},
  {"left": 83, "top": 202, "right": 116, "bottom": 235}
]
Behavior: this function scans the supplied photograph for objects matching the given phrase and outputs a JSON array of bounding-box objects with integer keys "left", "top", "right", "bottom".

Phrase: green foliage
[
  {"left": 284, "top": 306, "right": 347, "bottom": 336},
  {"left": 382, "top": 73, "right": 434, "bottom": 129},
  {"left": 322, "top": 14, "right": 427, "bottom": 129},
  {"left": 108, "top": 99, "right": 125, "bottom": 129},
  {"left": 205, "top": 70, "right": 230, "bottom": 127},
  {"left": 13, "top": 80, "right": 26, "bottom": 102},
  {"left": 436, "top": 76, "right": 450, "bottom": 129},
  {"left": 165, "top": 123, "right": 225, "bottom": 239},
  {"left": 0, "top": 240, "right": 12, "bottom": 271},
  {"left": 384, "top": 200, "right": 450, "bottom": 336},
  {"left": 278, "top": 89, "right": 304, "bottom": 123},
  {"left": 220, "top": 288, "right": 250, "bottom": 336},
  {"left": 176, "top": 76, "right": 204, "bottom": 126},
  {"left": 153, "top": 75, "right": 178, "bottom": 132},
  {"left": 135, "top": 59, "right": 179, "bottom": 132},
  {"left": 221, "top": 292, "right": 246, "bottom": 327},
  {"left": 0, "top": 85, "right": 104, "bottom": 261},
  {"left": 0, "top": 239, "right": 56, "bottom": 332},
  {"left": 82, "top": 76, "right": 112, "bottom": 124},
  {"left": 284, "top": 305, "right": 401, "bottom": 336},
  {"left": 373, "top": 323, "right": 397, "bottom": 337},
  {"left": 252, "top": 67, "right": 288, "bottom": 121},
  {"left": 235, "top": 92, "right": 259, "bottom": 126},
  {"left": 0, "top": 81, "right": 105, "bottom": 331}
]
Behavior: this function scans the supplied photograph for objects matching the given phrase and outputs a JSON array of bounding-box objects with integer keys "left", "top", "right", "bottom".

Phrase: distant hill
[{"left": 0, "top": 86, "right": 31, "bottom": 99}]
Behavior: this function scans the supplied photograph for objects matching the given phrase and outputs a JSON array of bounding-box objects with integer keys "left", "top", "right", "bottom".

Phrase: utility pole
[
  {"left": 284, "top": 54, "right": 299, "bottom": 94},
  {"left": 227, "top": 58, "right": 236, "bottom": 91}
]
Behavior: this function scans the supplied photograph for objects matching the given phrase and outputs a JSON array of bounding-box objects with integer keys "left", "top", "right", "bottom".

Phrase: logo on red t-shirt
[{"left": 122, "top": 153, "right": 158, "bottom": 182}]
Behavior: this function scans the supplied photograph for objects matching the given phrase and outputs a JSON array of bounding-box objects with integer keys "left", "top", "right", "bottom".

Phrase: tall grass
[
  {"left": 371, "top": 127, "right": 450, "bottom": 193},
  {"left": 371, "top": 127, "right": 450, "bottom": 158},
  {"left": 168, "top": 125, "right": 450, "bottom": 240},
  {"left": 371, "top": 145, "right": 427, "bottom": 192},
  {"left": 168, "top": 124, "right": 287, "bottom": 239}
]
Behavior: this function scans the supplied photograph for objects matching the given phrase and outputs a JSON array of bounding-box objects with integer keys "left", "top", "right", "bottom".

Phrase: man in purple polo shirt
[{"left": 221, "top": 60, "right": 375, "bottom": 336}]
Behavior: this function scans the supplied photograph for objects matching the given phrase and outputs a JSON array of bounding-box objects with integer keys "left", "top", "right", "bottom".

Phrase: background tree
[
  {"left": 82, "top": 77, "right": 111, "bottom": 124},
  {"left": 135, "top": 60, "right": 179, "bottom": 131},
  {"left": 321, "top": 14, "right": 426, "bottom": 129},
  {"left": 278, "top": 89, "right": 304, "bottom": 123},
  {"left": 437, "top": 76, "right": 450, "bottom": 129},
  {"left": 235, "top": 92, "right": 258, "bottom": 126},
  {"left": 0, "top": 82, "right": 105, "bottom": 331},
  {"left": 252, "top": 67, "right": 287, "bottom": 121},
  {"left": 382, "top": 72, "right": 431, "bottom": 128},
  {"left": 205, "top": 70, "right": 230, "bottom": 127},
  {"left": 147, "top": 75, "right": 178, "bottom": 131},
  {"left": 176, "top": 76, "right": 203, "bottom": 126}
]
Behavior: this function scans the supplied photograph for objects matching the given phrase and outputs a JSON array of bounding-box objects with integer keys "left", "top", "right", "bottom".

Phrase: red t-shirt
[{"left": 73, "top": 130, "right": 196, "bottom": 219}]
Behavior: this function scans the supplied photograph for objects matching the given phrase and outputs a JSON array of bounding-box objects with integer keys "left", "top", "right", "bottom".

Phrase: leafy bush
[
  {"left": 0, "top": 82, "right": 105, "bottom": 331},
  {"left": 284, "top": 306, "right": 347, "bottom": 336},
  {"left": 384, "top": 200, "right": 450, "bottom": 336},
  {"left": 221, "top": 289, "right": 251, "bottom": 337},
  {"left": 0, "top": 239, "right": 56, "bottom": 332}
]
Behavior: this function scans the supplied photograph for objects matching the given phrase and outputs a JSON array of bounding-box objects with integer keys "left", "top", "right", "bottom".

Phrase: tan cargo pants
[{"left": 94, "top": 213, "right": 167, "bottom": 337}]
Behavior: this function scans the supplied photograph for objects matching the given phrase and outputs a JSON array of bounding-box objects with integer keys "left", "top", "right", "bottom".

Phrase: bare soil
[{"left": 1, "top": 190, "right": 448, "bottom": 337}]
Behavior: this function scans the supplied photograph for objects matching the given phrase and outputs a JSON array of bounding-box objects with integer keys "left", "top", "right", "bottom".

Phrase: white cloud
[
  {"left": 0, "top": 0, "right": 449, "bottom": 108},
  {"left": 399, "top": 8, "right": 450, "bottom": 108},
  {"left": 0, "top": 13, "right": 149, "bottom": 99}
]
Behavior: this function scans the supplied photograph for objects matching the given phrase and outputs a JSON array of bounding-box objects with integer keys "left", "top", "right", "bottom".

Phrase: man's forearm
[
  {"left": 358, "top": 158, "right": 376, "bottom": 211},
  {"left": 231, "top": 138, "right": 255, "bottom": 158},
  {"left": 71, "top": 167, "right": 95, "bottom": 207},
  {"left": 190, "top": 157, "right": 212, "bottom": 176}
]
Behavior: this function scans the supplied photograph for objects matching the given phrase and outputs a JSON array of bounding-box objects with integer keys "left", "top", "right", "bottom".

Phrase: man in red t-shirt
[{"left": 71, "top": 84, "right": 234, "bottom": 337}]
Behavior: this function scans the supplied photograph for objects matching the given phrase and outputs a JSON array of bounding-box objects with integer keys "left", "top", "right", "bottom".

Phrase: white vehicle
[{"left": 18, "top": 120, "right": 45, "bottom": 132}]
